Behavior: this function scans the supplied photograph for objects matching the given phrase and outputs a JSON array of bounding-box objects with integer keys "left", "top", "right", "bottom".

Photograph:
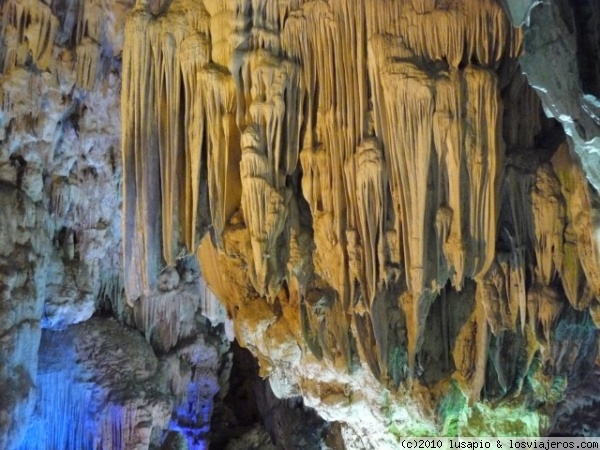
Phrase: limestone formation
[
  {"left": 0, "top": 185, "right": 49, "bottom": 450},
  {"left": 21, "top": 318, "right": 172, "bottom": 450},
  {"left": 2, "top": 0, "right": 600, "bottom": 448},
  {"left": 118, "top": 0, "right": 600, "bottom": 442}
]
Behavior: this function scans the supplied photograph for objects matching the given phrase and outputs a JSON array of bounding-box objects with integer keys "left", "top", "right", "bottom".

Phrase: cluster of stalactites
[
  {"left": 0, "top": 0, "right": 58, "bottom": 72},
  {"left": 73, "top": 0, "right": 105, "bottom": 88},
  {"left": 122, "top": 2, "right": 210, "bottom": 301},
  {"left": 0, "top": 0, "right": 106, "bottom": 88},
  {"left": 237, "top": 52, "right": 303, "bottom": 295},
  {"left": 122, "top": 0, "right": 304, "bottom": 300},
  {"left": 465, "top": 142, "right": 600, "bottom": 402},
  {"left": 122, "top": 0, "right": 560, "bottom": 393},
  {"left": 349, "top": 0, "right": 514, "bottom": 379},
  {"left": 280, "top": 0, "right": 516, "bottom": 301},
  {"left": 499, "top": 143, "right": 600, "bottom": 324},
  {"left": 551, "top": 146, "right": 600, "bottom": 308},
  {"left": 366, "top": 0, "right": 522, "bottom": 68}
]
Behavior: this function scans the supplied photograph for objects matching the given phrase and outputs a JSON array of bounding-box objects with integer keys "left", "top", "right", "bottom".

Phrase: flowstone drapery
[{"left": 121, "top": 0, "right": 600, "bottom": 442}]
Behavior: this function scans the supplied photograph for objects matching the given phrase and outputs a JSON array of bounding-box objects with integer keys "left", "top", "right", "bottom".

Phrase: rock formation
[{"left": 1, "top": 0, "right": 600, "bottom": 448}]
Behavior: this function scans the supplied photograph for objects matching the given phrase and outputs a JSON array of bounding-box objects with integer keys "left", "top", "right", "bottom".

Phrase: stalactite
[
  {"left": 1, "top": 0, "right": 59, "bottom": 72},
  {"left": 380, "top": 62, "right": 434, "bottom": 297},
  {"left": 154, "top": 30, "right": 182, "bottom": 266},
  {"left": 201, "top": 67, "right": 241, "bottom": 243},
  {"left": 236, "top": 48, "right": 302, "bottom": 295},
  {"left": 434, "top": 71, "right": 465, "bottom": 290},
  {"left": 481, "top": 252, "right": 524, "bottom": 334},
  {"left": 19, "top": 322, "right": 171, "bottom": 450},
  {"left": 463, "top": 66, "right": 504, "bottom": 281},
  {"left": 365, "top": 0, "right": 521, "bottom": 69},
  {"left": 552, "top": 143, "right": 600, "bottom": 307},
  {"left": 400, "top": 290, "right": 436, "bottom": 378},
  {"left": 353, "top": 310, "right": 381, "bottom": 380},
  {"left": 531, "top": 164, "right": 565, "bottom": 285},
  {"left": 75, "top": 0, "right": 104, "bottom": 44},
  {"left": 454, "top": 286, "right": 489, "bottom": 404},
  {"left": 503, "top": 167, "right": 534, "bottom": 330},
  {"left": 527, "top": 283, "right": 563, "bottom": 348},
  {"left": 199, "top": 275, "right": 234, "bottom": 340},
  {"left": 344, "top": 139, "right": 386, "bottom": 306},
  {"left": 240, "top": 141, "right": 289, "bottom": 295},
  {"left": 503, "top": 72, "right": 542, "bottom": 151},
  {"left": 75, "top": 38, "right": 100, "bottom": 90},
  {"left": 97, "top": 270, "right": 125, "bottom": 317},
  {"left": 122, "top": 1, "right": 215, "bottom": 299},
  {"left": 180, "top": 33, "right": 210, "bottom": 251},
  {"left": 300, "top": 296, "right": 324, "bottom": 361},
  {"left": 282, "top": 0, "right": 368, "bottom": 314},
  {"left": 205, "top": 0, "right": 238, "bottom": 68},
  {"left": 19, "top": 371, "right": 94, "bottom": 450},
  {"left": 122, "top": 10, "right": 162, "bottom": 301}
]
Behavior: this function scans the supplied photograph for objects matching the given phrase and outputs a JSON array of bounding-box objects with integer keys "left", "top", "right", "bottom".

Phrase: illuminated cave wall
[
  {"left": 0, "top": 1, "right": 234, "bottom": 449},
  {"left": 124, "top": 1, "right": 519, "bottom": 407},
  {"left": 1, "top": 0, "right": 600, "bottom": 449},
  {"left": 120, "top": 0, "right": 600, "bottom": 442}
]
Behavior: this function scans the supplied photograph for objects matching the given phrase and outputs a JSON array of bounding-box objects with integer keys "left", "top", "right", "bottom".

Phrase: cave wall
[
  {"left": 118, "top": 0, "right": 600, "bottom": 442},
  {"left": 0, "top": 1, "right": 235, "bottom": 449},
  {"left": 1, "top": 0, "right": 600, "bottom": 448}
]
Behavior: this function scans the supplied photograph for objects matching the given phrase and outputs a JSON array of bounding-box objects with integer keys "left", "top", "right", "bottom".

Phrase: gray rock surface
[
  {"left": 513, "top": 0, "right": 600, "bottom": 193},
  {"left": 0, "top": 184, "right": 49, "bottom": 450}
]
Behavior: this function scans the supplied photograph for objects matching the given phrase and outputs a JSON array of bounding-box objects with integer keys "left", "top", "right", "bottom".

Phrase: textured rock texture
[
  {"left": 120, "top": 0, "right": 600, "bottom": 443},
  {"left": 20, "top": 318, "right": 172, "bottom": 450},
  {"left": 0, "top": 0, "right": 132, "bottom": 447},
  {"left": 0, "top": 184, "right": 49, "bottom": 450},
  {"left": 212, "top": 342, "right": 336, "bottom": 449},
  {"left": 0, "top": 1, "right": 234, "bottom": 448},
  {"left": 2, "top": 0, "right": 600, "bottom": 448},
  {"left": 507, "top": 0, "right": 600, "bottom": 192}
]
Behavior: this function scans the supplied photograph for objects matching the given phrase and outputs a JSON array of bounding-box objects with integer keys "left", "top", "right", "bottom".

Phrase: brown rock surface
[{"left": 2, "top": 0, "right": 600, "bottom": 448}]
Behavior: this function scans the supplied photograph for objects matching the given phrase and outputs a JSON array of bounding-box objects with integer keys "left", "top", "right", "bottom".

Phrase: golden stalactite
[{"left": 120, "top": 0, "right": 600, "bottom": 415}]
